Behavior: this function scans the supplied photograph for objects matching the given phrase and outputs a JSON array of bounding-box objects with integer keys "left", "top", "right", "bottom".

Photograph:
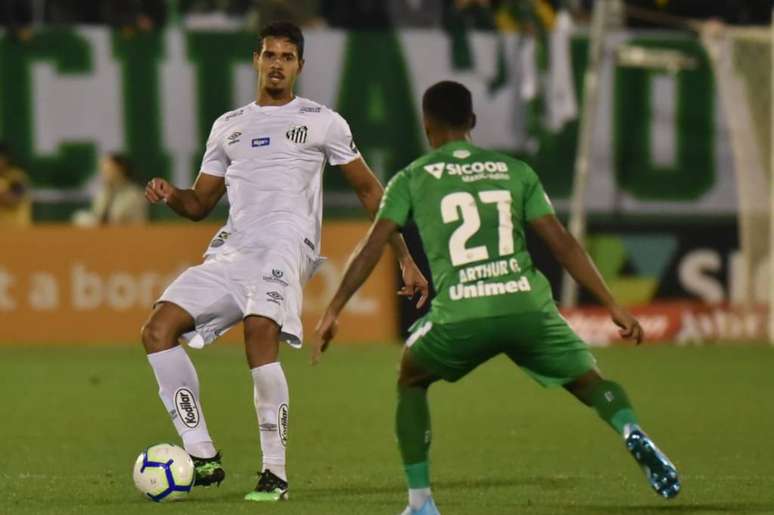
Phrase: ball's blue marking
[{"left": 140, "top": 452, "right": 193, "bottom": 502}]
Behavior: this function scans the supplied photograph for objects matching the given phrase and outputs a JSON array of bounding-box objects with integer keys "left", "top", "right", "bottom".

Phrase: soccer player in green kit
[{"left": 314, "top": 81, "right": 680, "bottom": 514}]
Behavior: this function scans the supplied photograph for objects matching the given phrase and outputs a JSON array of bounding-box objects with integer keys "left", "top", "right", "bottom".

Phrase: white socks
[
  {"left": 147, "top": 346, "right": 216, "bottom": 459},
  {"left": 409, "top": 488, "right": 432, "bottom": 510},
  {"left": 251, "top": 362, "right": 289, "bottom": 481}
]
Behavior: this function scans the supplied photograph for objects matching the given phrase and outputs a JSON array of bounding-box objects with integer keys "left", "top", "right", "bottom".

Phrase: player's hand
[
  {"left": 398, "top": 260, "right": 430, "bottom": 309},
  {"left": 145, "top": 178, "right": 175, "bottom": 204},
  {"left": 312, "top": 309, "right": 338, "bottom": 365},
  {"left": 610, "top": 305, "right": 644, "bottom": 345}
]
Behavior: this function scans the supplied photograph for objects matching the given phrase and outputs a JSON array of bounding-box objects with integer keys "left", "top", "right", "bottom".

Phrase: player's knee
[
  {"left": 244, "top": 316, "right": 279, "bottom": 343},
  {"left": 141, "top": 320, "right": 175, "bottom": 353},
  {"left": 397, "top": 366, "right": 432, "bottom": 389}
]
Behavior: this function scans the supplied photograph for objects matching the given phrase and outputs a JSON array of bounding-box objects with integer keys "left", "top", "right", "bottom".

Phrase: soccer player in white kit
[{"left": 142, "top": 21, "right": 428, "bottom": 502}]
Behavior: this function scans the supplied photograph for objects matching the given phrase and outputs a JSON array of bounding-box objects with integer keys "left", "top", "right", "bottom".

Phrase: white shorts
[{"left": 157, "top": 244, "right": 322, "bottom": 348}]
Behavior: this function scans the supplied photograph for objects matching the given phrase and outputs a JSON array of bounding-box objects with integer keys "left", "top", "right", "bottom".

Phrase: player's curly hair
[
  {"left": 258, "top": 21, "right": 304, "bottom": 60},
  {"left": 422, "top": 81, "right": 476, "bottom": 130}
]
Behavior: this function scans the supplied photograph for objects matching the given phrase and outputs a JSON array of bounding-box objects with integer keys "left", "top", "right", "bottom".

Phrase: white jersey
[{"left": 200, "top": 96, "right": 360, "bottom": 258}]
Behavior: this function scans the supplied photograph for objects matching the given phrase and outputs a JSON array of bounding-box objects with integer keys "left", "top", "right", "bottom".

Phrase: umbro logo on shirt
[
  {"left": 227, "top": 131, "right": 242, "bottom": 145},
  {"left": 286, "top": 125, "right": 309, "bottom": 144}
]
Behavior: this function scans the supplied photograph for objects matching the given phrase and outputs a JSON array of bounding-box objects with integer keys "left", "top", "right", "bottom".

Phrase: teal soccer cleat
[
  {"left": 626, "top": 429, "right": 680, "bottom": 499},
  {"left": 400, "top": 498, "right": 441, "bottom": 515}
]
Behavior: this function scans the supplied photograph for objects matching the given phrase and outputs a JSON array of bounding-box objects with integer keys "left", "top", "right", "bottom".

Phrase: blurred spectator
[
  {"left": 43, "top": 0, "right": 101, "bottom": 24},
  {"left": 443, "top": 0, "right": 497, "bottom": 31},
  {"left": 101, "top": 0, "right": 167, "bottom": 32},
  {"left": 322, "top": 0, "right": 391, "bottom": 28},
  {"left": 387, "top": 0, "right": 443, "bottom": 27},
  {"left": 625, "top": 0, "right": 772, "bottom": 27},
  {"left": 179, "top": 0, "right": 250, "bottom": 29},
  {"left": 248, "top": 0, "right": 324, "bottom": 30},
  {"left": 0, "top": 143, "right": 32, "bottom": 227},
  {"left": 0, "top": 0, "right": 34, "bottom": 41},
  {"left": 494, "top": 0, "right": 557, "bottom": 34},
  {"left": 43, "top": 0, "right": 166, "bottom": 28},
  {"left": 72, "top": 153, "right": 147, "bottom": 227}
]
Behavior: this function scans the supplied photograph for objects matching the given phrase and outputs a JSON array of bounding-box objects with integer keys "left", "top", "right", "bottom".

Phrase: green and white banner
[{"left": 0, "top": 27, "right": 735, "bottom": 215}]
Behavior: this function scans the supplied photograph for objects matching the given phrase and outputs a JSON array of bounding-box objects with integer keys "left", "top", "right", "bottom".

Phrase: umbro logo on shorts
[
  {"left": 286, "top": 125, "right": 308, "bottom": 144},
  {"left": 266, "top": 291, "right": 284, "bottom": 304}
]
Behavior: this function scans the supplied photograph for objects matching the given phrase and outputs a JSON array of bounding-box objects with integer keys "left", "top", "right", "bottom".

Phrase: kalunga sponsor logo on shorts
[
  {"left": 278, "top": 403, "right": 289, "bottom": 447},
  {"left": 174, "top": 387, "right": 200, "bottom": 428}
]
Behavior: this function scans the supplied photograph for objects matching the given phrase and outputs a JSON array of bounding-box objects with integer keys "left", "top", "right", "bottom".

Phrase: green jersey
[{"left": 377, "top": 140, "right": 557, "bottom": 324}]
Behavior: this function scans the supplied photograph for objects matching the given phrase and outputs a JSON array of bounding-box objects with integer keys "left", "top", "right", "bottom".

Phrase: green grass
[{"left": 2, "top": 343, "right": 773, "bottom": 514}]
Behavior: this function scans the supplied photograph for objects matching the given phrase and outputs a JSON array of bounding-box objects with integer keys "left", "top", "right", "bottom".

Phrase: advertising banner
[
  {"left": 0, "top": 27, "right": 737, "bottom": 217},
  {"left": 562, "top": 302, "right": 768, "bottom": 346},
  {"left": 0, "top": 222, "right": 396, "bottom": 344}
]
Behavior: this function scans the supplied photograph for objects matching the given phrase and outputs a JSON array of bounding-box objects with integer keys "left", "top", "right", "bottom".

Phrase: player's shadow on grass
[{"left": 302, "top": 476, "right": 574, "bottom": 499}]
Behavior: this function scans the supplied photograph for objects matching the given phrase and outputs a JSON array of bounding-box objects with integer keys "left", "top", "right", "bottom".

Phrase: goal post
[
  {"left": 701, "top": 17, "right": 773, "bottom": 341},
  {"left": 560, "top": 0, "right": 613, "bottom": 308}
]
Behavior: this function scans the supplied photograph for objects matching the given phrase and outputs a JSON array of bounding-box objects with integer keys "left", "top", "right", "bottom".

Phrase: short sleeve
[
  {"left": 324, "top": 112, "right": 360, "bottom": 166},
  {"left": 376, "top": 171, "right": 411, "bottom": 227},
  {"left": 523, "top": 165, "right": 555, "bottom": 221},
  {"left": 199, "top": 120, "right": 229, "bottom": 177}
]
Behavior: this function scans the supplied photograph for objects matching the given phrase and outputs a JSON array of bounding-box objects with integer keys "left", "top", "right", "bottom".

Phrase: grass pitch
[{"left": 2, "top": 343, "right": 773, "bottom": 515}]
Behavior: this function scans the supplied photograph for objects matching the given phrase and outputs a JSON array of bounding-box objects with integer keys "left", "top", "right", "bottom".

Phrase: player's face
[
  {"left": 100, "top": 157, "right": 122, "bottom": 185},
  {"left": 254, "top": 37, "right": 303, "bottom": 94}
]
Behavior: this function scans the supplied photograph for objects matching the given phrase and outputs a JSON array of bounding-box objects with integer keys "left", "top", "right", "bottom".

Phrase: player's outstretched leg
[
  {"left": 396, "top": 350, "right": 441, "bottom": 515},
  {"left": 141, "top": 302, "right": 225, "bottom": 487},
  {"left": 565, "top": 370, "right": 680, "bottom": 499},
  {"left": 243, "top": 316, "right": 289, "bottom": 502}
]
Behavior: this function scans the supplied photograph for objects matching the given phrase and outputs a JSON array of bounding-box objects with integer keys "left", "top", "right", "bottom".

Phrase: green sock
[
  {"left": 585, "top": 380, "right": 639, "bottom": 436},
  {"left": 396, "top": 385, "right": 431, "bottom": 489}
]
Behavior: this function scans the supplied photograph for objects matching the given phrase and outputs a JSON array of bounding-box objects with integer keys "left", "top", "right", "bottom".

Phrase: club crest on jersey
[
  {"left": 286, "top": 125, "right": 308, "bottom": 144},
  {"left": 251, "top": 137, "right": 271, "bottom": 147}
]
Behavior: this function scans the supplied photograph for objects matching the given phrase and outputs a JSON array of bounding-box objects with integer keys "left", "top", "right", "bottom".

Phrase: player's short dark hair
[
  {"left": 422, "top": 81, "right": 475, "bottom": 129},
  {"left": 106, "top": 152, "right": 134, "bottom": 179},
  {"left": 258, "top": 21, "right": 304, "bottom": 60}
]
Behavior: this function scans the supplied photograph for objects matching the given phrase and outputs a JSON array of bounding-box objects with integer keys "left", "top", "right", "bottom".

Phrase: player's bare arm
[
  {"left": 530, "top": 214, "right": 643, "bottom": 344},
  {"left": 339, "top": 158, "right": 429, "bottom": 303},
  {"left": 145, "top": 172, "right": 225, "bottom": 222},
  {"left": 313, "top": 218, "right": 401, "bottom": 363}
]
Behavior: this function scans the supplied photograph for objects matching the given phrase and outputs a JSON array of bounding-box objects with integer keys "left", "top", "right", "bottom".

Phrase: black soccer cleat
[
  {"left": 190, "top": 452, "right": 225, "bottom": 487},
  {"left": 244, "top": 469, "right": 288, "bottom": 501}
]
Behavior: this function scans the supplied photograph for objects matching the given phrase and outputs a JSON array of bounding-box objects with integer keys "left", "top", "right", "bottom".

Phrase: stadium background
[
  {"left": 2, "top": 2, "right": 774, "bottom": 514},
  {"left": 2, "top": 2, "right": 768, "bottom": 344}
]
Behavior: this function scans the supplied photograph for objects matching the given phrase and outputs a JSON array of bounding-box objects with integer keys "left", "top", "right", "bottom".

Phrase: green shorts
[{"left": 406, "top": 307, "right": 596, "bottom": 386}]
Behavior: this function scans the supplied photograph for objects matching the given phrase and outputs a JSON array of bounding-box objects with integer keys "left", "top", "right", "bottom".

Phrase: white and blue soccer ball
[{"left": 132, "top": 443, "right": 194, "bottom": 502}]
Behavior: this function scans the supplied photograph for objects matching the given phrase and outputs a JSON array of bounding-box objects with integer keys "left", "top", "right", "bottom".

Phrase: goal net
[{"left": 701, "top": 20, "right": 773, "bottom": 340}]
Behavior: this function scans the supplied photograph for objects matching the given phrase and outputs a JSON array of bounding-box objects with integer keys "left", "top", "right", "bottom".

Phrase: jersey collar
[
  {"left": 437, "top": 139, "right": 473, "bottom": 153},
  {"left": 250, "top": 96, "right": 301, "bottom": 114}
]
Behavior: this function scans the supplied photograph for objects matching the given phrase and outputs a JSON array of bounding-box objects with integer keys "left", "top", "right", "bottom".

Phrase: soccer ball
[{"left": 132, "top": 443, "right": 194, "bottom": 502}]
